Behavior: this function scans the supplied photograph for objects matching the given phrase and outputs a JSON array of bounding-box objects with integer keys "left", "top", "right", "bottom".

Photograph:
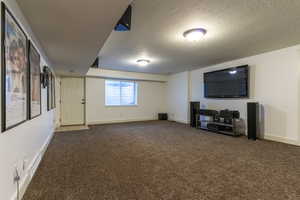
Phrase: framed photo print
[
  {"left": 42, "top": 66, "right": 49, "bottom": 88},
  {"left": 47, "top": 71, "right": 53, "bottom": 111},
  {"left": 1, "top": 3, "right": 28, "bottom": 131},
  {"left": 52, "top": 75, "right": 55, "bottom": 109},
  {"left": 29, "top": 41, "right": 41, "bottom": 119}
]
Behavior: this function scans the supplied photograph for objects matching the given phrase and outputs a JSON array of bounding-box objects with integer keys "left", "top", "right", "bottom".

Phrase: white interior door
[{"left": 61, "top": 77, "right": 85, "bottom": 126}]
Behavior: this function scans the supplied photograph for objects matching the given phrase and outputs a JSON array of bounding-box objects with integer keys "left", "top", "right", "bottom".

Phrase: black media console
[{"left": 195, "top": 109, "right": 244, "bottom": 137}]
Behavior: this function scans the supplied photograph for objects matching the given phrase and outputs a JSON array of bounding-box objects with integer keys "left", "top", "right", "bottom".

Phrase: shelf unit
[{"left": 195, "top": 112, "right": 242, "bottom": 137}]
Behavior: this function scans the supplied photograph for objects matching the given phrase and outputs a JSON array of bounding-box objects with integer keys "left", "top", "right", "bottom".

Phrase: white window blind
[{"left": 105, "top": 80, "right": 138, "bottom": 106}]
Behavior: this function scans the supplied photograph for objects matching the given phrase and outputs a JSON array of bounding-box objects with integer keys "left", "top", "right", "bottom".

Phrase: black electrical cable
[{"left": 14, "top": 169, "right": 20, "bottom": 200}]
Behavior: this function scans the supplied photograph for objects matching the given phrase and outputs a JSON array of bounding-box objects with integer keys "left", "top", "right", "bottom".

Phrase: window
[{"left": 105, "top": 80, "right": 138, "bottom": 106}]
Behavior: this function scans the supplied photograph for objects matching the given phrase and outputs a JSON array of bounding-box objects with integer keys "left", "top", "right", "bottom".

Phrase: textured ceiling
[
  {"left": 99, "top": 0, "right": 300, "bottom": 74},
  {"left": 17, "top": 0, "right": 131, "bottom": 75}
]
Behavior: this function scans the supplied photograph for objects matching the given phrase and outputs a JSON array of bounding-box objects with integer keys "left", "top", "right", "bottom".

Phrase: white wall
[
  {"left": 86, "top": 77, "right": 167, "bottom": 124},
  {"left": 0, "top": 1, "right": 56, "bottom": 200},
  {"left": 168, "top": 45, "right": 300, "bottom": 145},
  {"left": 166, "top": 71, "right": 189, "bottom": 123}
]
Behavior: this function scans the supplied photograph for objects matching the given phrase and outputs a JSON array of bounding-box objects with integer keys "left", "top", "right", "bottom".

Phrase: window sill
[{"left": 105, "top": 105, "right": 138, "bottom": 107}]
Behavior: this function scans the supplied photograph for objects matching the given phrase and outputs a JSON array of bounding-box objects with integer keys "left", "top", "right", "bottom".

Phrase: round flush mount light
[
  {"left": 137, "top": 59, "right": 150, "bottom": 66},
  {"left": 183, "top": 28, "right": 207, "bottom": 42}
]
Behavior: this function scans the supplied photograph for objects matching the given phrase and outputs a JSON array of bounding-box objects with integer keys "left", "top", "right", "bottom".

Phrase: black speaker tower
[
  {"left": 190, "top": 102, "right": 200, "bottom": 127},
  {"left": 247, "top": 102, "right": 259, "bottom": 140}
]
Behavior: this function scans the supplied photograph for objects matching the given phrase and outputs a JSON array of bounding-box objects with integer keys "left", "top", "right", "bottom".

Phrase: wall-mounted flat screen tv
[{"left": 204, "top": 65, "right": 249, "bottom": 98}]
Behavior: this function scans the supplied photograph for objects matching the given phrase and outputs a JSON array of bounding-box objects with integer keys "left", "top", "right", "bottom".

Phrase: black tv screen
[{"left": 204, "top": 65, "right": 249, "bottom": 98}]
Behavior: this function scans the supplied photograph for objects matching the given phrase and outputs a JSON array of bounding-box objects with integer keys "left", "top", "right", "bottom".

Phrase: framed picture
[
  {"left": 29, "top": 41, "right": 41, "bottom": 119},
  {"left": 47, "top": 71, "right": 53, "bottom": 111},
  {"left": 42, "top": 66, "right": 49, "bottom": 88},
  {"left": 47, "top": 72, "right": 50, "bottom": 111},
  {"left": 1, "top": 3, "right": 28, "bottom": 132},
  {"left": 51, "top": 75, "right": 56, "bottom": 109}
]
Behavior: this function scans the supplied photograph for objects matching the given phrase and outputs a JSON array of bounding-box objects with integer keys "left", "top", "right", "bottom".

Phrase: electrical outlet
[{"left": 12, "top": 166, "right": 21, "bottom": 200}]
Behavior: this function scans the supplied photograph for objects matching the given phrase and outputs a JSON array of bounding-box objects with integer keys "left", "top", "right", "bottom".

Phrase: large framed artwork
[
  {"left": 1, "top": 3, "right": 28, "bottom": 132},
  {"left": 29, "top": 41, "right": 41, "bottom": 119}
]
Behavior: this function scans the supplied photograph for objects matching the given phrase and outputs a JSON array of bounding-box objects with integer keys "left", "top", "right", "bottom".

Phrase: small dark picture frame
[
  {"left": 47, "top": 70, "right": 55, "bottom": 111},
  {"left": 42, "top": 66, "right": 50, "bottom": 88}
]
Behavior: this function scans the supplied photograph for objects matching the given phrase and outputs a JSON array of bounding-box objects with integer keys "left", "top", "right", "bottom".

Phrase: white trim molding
[
  {"left": 263, "top": 135, "right": 299, "bottom": 146},
  {"left": 87, "top": 118, "right": 157, "bottom": 125},
  {"left": 11, "top": 130, "right": 54, "bottom": 200}
]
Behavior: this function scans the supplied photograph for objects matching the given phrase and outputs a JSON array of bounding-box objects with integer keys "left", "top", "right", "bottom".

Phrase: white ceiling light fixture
[
  {"left": 183, "top": 28, "right": 207, "bottom": 42},
  {"left": 137, "top": 59, "right": 150, "bottom": 66}
]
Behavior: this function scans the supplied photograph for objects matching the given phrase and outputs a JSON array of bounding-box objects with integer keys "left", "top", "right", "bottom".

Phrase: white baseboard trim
[
  {"left": 87, "top": 118, "right": 157, "bottom": 125},
  {"left": 169, "top": 119, "right": 189, "bottom": 124},
  {"left": 263, "top": 135, "right": 299, "bottom": 146},
  {"left": 11, "top": 129, "right": 54, "bottom": 200}
]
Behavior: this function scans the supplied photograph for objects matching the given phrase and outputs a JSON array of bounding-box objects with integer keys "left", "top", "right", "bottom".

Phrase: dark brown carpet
[{"left": 23, "top": 121, "right": 300, "bottom": 200}]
